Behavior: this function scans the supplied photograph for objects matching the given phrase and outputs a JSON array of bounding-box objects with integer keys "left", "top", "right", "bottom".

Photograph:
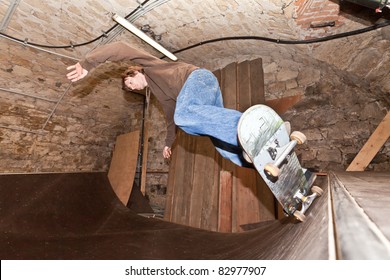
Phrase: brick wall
[{"left": 294, "top": 0, "right": 344, "bottom": 37}]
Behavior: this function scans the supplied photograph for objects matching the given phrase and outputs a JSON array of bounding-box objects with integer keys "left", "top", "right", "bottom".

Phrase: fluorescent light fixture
[{"left": 112, "top": 13, "right": 177, "bottom": 61}]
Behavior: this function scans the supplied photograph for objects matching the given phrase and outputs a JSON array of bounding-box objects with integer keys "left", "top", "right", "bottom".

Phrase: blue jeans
[{"left": 174, "top": 69, "right": 248, "bottom": 167}]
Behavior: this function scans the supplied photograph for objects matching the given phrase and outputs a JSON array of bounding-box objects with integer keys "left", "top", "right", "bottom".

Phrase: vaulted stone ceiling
[{"left": 1, "top": 0, "right": 388, "bottom": 69}]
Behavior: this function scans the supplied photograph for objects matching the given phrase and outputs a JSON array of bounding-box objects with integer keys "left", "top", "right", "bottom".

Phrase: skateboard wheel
[
  {"left": 311, "top": 185, "right": 324, "bottom": 196},
  {"left": 290, "top": 131, "right": 307, "bottom": 145},
  {"left": 293, "top": 210, "right": 306, "bottom": 222},
  {"left": 264, "top": 163, "right": 280, "bottom": 178}
]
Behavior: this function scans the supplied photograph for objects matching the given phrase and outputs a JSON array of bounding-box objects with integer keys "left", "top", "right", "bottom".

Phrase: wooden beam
[
  {"left": 108, "top": 131, "right": 140, "bottom": 205},
  {"left": 265, "top": 95, "right": 303, "bottom": 115},
  {"left": 218, "top": 171, "right": 233, "bottom": 233},
  {"left": 346, "top": 111, "right": 390, "bottom": 171}
]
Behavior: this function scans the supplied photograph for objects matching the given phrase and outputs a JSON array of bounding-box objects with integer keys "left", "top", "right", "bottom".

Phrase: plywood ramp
[
  {"left": 108, "top": 130, "right": 140, "bottom": 205},
  {"left": 2, "top": 172, "right": 389, "bottom": 259},
  {"left": 329, "top": 172, "right": 390, "bottom": 259},
  {"left": 164, "top": 59, "right": 276, "bottom": 232},
  {"left": 0, "top": 172, "right": 329, "bottom": 259}
]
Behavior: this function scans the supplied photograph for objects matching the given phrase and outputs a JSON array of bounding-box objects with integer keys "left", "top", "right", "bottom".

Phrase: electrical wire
[
  {"left": 0, "top": 3, "right": 389, "bottom": 53},
  {"left": 170, "top": 19, "right": 390, "bottom": 56},
  {"left": 0, "top": 0, "right": 153, "bottom": 48}
]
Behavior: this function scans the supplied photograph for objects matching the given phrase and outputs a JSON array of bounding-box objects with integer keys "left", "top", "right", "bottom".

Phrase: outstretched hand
[
  {"left": 66, "top": 62, "right": 88, "bottom": 82},
  {"left": 163, "top": 146, "right": 172, "bottom": 159}
]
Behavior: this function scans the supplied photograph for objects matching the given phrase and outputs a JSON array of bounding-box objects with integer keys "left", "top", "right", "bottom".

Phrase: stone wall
[
  {"left": 0, "top": 39, "right": 144, "bottom": 173},
  {"left": 0, "top": 38, "right": 171, "bottom": 211},
  {"left": 282, "top": 62, "right": 389, "bottom": 172}
]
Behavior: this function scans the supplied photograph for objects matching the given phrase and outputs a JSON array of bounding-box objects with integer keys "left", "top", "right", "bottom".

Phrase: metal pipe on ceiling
[
  {"left": 0, "top": 87, "right": 57, "bottom": 103},
  {"left": 0, "top": 0, "right": 22, "bottom": 32}
]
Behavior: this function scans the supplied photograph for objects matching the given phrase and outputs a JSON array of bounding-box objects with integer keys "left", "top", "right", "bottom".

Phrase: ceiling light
[{"left": 112, "top": 14, "right": 177, "bottom": 61}]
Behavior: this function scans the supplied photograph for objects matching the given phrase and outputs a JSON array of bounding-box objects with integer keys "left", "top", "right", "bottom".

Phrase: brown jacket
[{"left": 80, "top": 41, "right": 198, "bottom": 147}]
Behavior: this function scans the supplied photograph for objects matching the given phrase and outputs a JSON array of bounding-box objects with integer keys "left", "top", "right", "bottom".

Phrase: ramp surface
[{"left": 0, "top": 172, "right": 329, "bottom": 259}]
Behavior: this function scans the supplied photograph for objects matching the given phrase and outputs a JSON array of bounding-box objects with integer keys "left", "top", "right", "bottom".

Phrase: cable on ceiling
[
  {"left": 170, "top": 19, "right": 390, "bottom": 56},
  {"left": 0, "top": 4, "right": 388, "bottom": 54},
  {"left": 0, "top": 0, "right": 153, "bottom": 48}
]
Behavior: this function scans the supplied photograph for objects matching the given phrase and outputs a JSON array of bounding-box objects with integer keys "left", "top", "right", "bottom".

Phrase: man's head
[{"left": 122, "top": 66, "right": 148, "bottom": 92}]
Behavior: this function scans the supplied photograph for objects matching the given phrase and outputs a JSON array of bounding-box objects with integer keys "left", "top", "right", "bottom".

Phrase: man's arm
[
  {"left": 80, "top": 41, "right": 164, "bottom": 71},
  {"left": 66, "top": 41, "right": 164, "bottom": 82}
]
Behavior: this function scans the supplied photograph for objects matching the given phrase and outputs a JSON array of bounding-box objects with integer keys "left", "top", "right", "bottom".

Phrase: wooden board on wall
[
  {"left": 165, "top": 59, "right": 277, "bottom": 233},
  {"left": 233, "top": 59, "right": 275, "bottom": 230},
  {"left": 250, "top": 58, "right": 265, "bottom": 105},
  {"left": 191, "top": 136, "right": 219, "bottom": 231},
  {"left": 108, "top": 131, "right": 140, "bottom": 206},
  {"left": 220, "top": 62, "right": 241, "bottom": 231},
  {"left": 346, "top": 111, "right": 390, "bottom": 171}
]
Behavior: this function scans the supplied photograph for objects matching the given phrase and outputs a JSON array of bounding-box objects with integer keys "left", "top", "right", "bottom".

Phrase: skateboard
[{"left": 237, "top": 104, "right": 323, "bottom": 222}]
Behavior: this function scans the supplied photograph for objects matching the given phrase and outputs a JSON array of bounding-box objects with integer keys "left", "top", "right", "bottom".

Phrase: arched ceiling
[{"left": 1, "top": 0, "right": 388, "bottom": 70}]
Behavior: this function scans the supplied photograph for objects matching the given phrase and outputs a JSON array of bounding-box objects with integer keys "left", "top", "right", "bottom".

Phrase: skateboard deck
[{"left": 237, "top": 104, "right": 323, "bottom": 222}]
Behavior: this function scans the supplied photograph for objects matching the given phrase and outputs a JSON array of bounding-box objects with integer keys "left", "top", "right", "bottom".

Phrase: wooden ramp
[
  {"left": 1, "top": 171, "right": 389, "bottom": 259},
  {"left": 164, "top": 59, "right": 307, "bottom": 232},
  {"left": 329, "top": 172, "right": 390, "bottom": 259}
]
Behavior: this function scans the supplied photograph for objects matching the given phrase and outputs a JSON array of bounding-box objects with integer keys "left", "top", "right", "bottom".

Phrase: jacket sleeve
[{"left": 79, "top": 41, "right": 165, "bottom": 71}]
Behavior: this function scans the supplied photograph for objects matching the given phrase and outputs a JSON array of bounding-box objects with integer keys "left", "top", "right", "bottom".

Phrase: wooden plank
[
  {"left": 218, "top": 170, "right": 233, "bottom": 232},
  {"left": 235, "top": 168, "right": 260, "bottom": 231},
  {"left": 235, "top": 59, "right": 276, "bottom": 229},
  {"left": 236, "top": 60, "right": 259, "bottom": 229},
  {"left": 220, "top": 62, "right": 237, "bottom": 174},
  {"left": 220, "top": 62, "right": 239, "bottom": 231},
  {"left": 108, "top": 131, "right": 140, "bottom": 205},
  {"left": 203, "top": 151, "right": 221, "bottom": 232},
  {"left": 249, "top": 58, "right": 265, "bottom": 105},
  {"left": 214, "top": 69, "right": 221, "bottom": 85},
  {"left": 221, "top": 62, "right": 237, "bottom": 110},
  {"left": 167, "top": 130, "right": 187, "bottom": 223},
  {"left": 265, "top": 95, "right": 303, "bottom": 115},
  {"left": 237, "top": 60, "right": 251, "bottom": 111},
  {"left": 334, "top": 172, "right": 390, "bottom": 241},
  {"left": 346, "top": 111, "right": 390, "bottom": 171},
  {"left": 330, "top": 172, "right": 390, "bottom": 259},
  {"left": 190, "top": 136, "right": 216, "bottom": 229},
  {"left": 171, "top": 131, "right": 196, "bottom": 225},
  {"left": 165, "top": 59, "right": 274, "bottom": 232}
]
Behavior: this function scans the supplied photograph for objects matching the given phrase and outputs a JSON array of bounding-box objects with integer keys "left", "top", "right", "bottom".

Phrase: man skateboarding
[
  {"left": 238, "top": 104, "right": 323, "bottom": 221},
  {"left": 66, "top": 41, "right": 321, "bottom": 220},
  {"left": 66, "top": 41, "right": 249, "bottom": 167}
]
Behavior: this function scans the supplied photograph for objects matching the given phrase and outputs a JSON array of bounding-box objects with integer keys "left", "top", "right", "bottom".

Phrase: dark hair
[
  {"left": 122, "top": 65, "right": 144, "bottom": 78},
  {"left": 121, "top": 66, "right": 145, "bottom": 91}
]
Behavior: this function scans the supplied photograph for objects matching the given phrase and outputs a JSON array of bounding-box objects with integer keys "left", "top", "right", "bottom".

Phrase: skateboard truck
[
  {"left": 264, "top": 131, "right": 307, "bottom": 178},
  {"left": 290, "top": 186, "right": 324, "bottom": 222},
  {"left": 264, "top": 138, "right": 297, "bottom": 178}
]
